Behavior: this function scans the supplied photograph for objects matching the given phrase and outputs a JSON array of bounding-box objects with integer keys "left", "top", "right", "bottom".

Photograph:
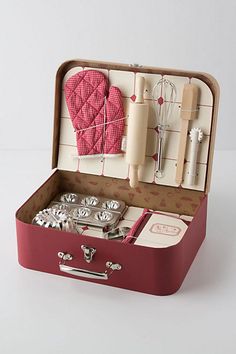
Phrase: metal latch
[
  {"left": 129, "top": 63, "right": 143, "bottom": 68},
  {"left": 81, "top": 245, "right": 96, "bottom": 263},
  {"left": 58, "top": 252, "right": 73, "bottom": 261}
]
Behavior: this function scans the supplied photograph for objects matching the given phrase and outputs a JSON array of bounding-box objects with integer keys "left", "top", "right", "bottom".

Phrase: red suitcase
[{"left": 16, "top": 59, "right": 219, "bottom": 295}]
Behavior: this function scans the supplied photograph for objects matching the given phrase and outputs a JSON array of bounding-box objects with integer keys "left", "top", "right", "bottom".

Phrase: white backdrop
[
  {"left": 0, "top": 0, "right": 235, "bottom": 151},
  {"left": 1, "top": 2, "right": 236, "bottom": 354}
]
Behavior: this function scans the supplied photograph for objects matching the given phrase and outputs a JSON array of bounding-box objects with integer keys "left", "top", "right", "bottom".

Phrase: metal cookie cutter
[
  {"left": 57, "top": 251, "right": 122, "bottom": 280},
  {"left": 103, "top": 227, "right": 131, "bottom": 240}
]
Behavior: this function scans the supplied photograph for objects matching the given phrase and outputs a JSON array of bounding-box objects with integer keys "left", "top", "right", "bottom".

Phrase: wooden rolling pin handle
[
  {"left": 135, "top": 76, "right": 145, "bottom": 103},
  {"left": 129, "top": 165, "right": 139, "bottom": 188}
]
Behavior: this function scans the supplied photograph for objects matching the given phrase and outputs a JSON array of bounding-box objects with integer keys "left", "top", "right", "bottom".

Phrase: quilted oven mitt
[{"left": 64, "top": 70, "right": 125, "bottom": 158}]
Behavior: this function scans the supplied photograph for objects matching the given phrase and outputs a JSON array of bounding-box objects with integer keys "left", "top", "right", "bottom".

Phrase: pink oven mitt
[{"left": 64, "top": 70, "right": 125, "bottom": 158}]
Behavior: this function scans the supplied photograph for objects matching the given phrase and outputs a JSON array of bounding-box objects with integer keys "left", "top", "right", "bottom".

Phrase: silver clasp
[
  {"left": 129, "top": 63, "right": 143, "bottom": 68},
  {"left": 81, "top": 245, "right": 96, "bottom": 263},
  {"left": 58, "top": 252, "right": 73, "bottom": 261}
]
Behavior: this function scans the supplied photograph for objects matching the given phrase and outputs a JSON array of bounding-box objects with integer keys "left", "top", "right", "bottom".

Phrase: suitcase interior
[{"left": 16, "top": 170, "right": 205, "bottom": 225}]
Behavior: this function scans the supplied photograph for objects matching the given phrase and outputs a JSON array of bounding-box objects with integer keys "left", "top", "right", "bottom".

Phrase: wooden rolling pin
[
  {"left": 175, "top": 83, "right": 199, "bottom": 185},
  {"left": 126, "top": 76, "right": 149, "bottom": 188}
]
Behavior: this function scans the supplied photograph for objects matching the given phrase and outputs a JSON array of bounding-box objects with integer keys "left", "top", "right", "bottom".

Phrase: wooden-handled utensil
[
  {"left": 152, "top": 78, "right": 176, "bottom": 178},
  {"left": 175, "top": 83, "right": 199, "bottom": 185},
  {"left": 126, "top": 76, "right": 149, "bottom": 188}
]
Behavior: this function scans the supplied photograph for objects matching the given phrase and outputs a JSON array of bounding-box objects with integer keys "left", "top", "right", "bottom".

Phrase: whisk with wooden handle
[{"left": 152, "top": 78, "right": 177, "bottom": 178}]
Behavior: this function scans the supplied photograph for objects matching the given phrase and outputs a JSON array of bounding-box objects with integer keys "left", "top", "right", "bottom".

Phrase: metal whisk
[{"left": 152, "top": 78, "right": 177, "bottom": 178}]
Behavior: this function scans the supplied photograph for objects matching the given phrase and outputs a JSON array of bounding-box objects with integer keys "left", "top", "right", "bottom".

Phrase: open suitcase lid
[{"left": 52, "top": 59, "right": 219, "bottom": 194}]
